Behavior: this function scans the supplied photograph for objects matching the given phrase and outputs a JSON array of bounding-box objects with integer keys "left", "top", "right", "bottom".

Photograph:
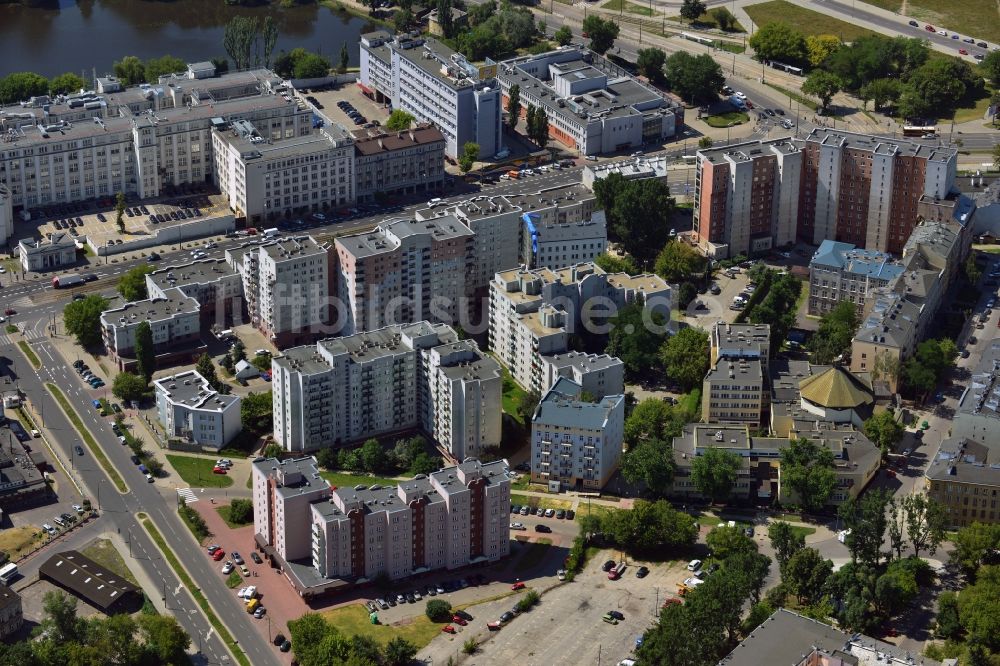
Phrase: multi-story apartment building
[
  {"left": 702, "top": 357, "right": 764, "bottom": 425},
  {"left": 18, "top": 232, "right": 76, "bottom": 272},
  {"left": 0, "top": 66, "right": 313, "bottom": 211},
  {"left": 212, "top": 119, "right": 355, "bottom": 225},
  {"left": 0, "top": 584, "right": 23, "bottom": 640},
  {"left": 334, "top": 217, "right": 474, "bottom": 335},
  {"left": 538, "top": 351, "right": 625, "bottom": 399},
  {"left": 693, "top": 130, "right": 958, "bottom": 257},
  {"left": 153, "top": 370, "right": 242, "bottom": 449},
  {"left": 100, "top": 287, "right": 201, "bottom": 368},
  {"left": 226, "top": 235, "right": 333, "bottom": 347},
  {"left": 523, "top": 210, "right": 607, "bottom": 270},
  {"left": 353, "top": 124, "right": 446, "bottom": 202},
  {"left": 710, "top": 321, "right": 771, "bottom": 365},
  {"left": 497, "top": 46, "right": 681, "bottom": 156},
  {"left": 145, "top": 258, "right": 243, "bottom": 326},
  {"left": 0, "top": 184, "right": 12, "bottom": 246},
  {"left": 671, "top": 423, "right": 880, "bottom": 505},
  {"left": 436, "top": 196, "right": 523, "bottom": 293},
  {"left": 252, "top": 456, "right": 510, "bottom": 596},
  {"left": 312, "top": 459, "right": 510, "bottom": 586},
  {"left": 952, "top": 342, "right": 1000, "bottom": 446},
  {"left": 925, "top": 437, "right": 1000, "bottom": 528},
  {"left": 271, "top": 321, "right": 501, "bottom": 458},
  {"left": 359, "top": 31, "right": 502, "bottom": 159},
  {"left": 530, "top": 377, "right": 625, "bottom": 490},
  {"left": 808, "top": 240, "right": 904, "bottom": 316},
  {"left": 489, "top": 263, "right": 671, "bottom": 392}
]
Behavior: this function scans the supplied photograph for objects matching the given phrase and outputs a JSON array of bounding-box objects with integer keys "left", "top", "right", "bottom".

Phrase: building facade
[
  {"left": 145, "top": 258, "right": 244, "bottom": 326},
  {"left": 18, "top": 232, "right": 76, "bottom": 272},
  {"left": 359, "top": 32, "right": 503, "bottom": 159},
  {"left": 693, "top": 130, "right": 958, "bottom": 258},
  {"left": 925, "top": 437, "right": 1000, "bottom": 528},
  {"left": 0, "top": 185, "right": 12, "bottom": 247},
  {"left": 212, "top": 119, "right": 355, "bottom": 225},
  {"left": 271, "top": 322, "right": 501, "bottom": 458},
  {"left": 100, "top": 287, "right": 201, "bottom": 363},
  {"left": 530, "top": 377, "right": 625, "bottom": 490},
  {"left": 497, "top": 46, "right": 681, "bottom": 156},
  {"left": 335, "top": 217, "right": 474, "bottom": 335},
  {"left": 353, "top": 125, "right": 446, "bottom": 202},
  {"left": 808, "top": 240, "right": 904, "bottom": 316},
  {"left": 154, "top": 370, "right": 242, "bottom": 450},
  {"left": 0, "top": 584, "right": 22, "bottom": 640}
]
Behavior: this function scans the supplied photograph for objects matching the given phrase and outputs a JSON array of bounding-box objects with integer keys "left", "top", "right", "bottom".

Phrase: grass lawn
[
  {"left": 5, "top": 324, "right": 17, "bottom": 334},
  {"left": 679, "top": 388, "right": 701, "bottom": 416},
  {"left": 501, "top": 368, "right": 529, "bottom": 425},
  {"left": 765, "top": 82, "right": 820, "bottom": 112},
  {"left": 695, "top": 514, "right": 723, "bottom": 527},
  {"left": 514, "top": 540, "right": 552, "bottom": 572},
  {"left": 322, "top": 603, "right": 444, "bottom": 651},
  {"left": 17, "top": 340, "right": 40, "bottom": 369},
  {"left": 217, "top": 504, "right": 254, "bottom": 530},
  {"left": 905, "top": 0, "right": 1000, "bottom": 45},
  {"left": 857, "top": 0, "right": 902, "bottom": 10},
  {"left": 47, "top": 383, "right": 127, "bottom": 492},
  {"left": 225, "top": 570, "right": 243, "bottom": 589},
  {"left": 510, "top": 493, "right": 573, "bottom": 510},
  {"left": 582, "top": 503, "right": 621, "bottom": 519},
  {"left": 603, "top": 0, "right": 655, "bottom": 16},
  {"left": 951, "top": 91, "right": 995, "bottom": 124},
  {"left": 788, "top": 525, "right": 817, "bottom": 540},
  {"left": 745, "top": 0, "right": 878, "bottom": 41},
  {"left": 0, "top": 526, "right": 44, "bottom": 560},
  {"left": 692, "top": 11, "right": 747, "bottom": 32},
  {"left": 81, "top": 538, "right": 138, "bottom": 585},
  {"left": 715, "top": 41, "right": 747, "bottom": 54},
  {"left": 704, "top": 110, "right": 749, "bottom": 127},
  {"left": 165, "top": 455, "right": 234, "bottom": 488},
  {"left": 319, "top": 470, "right": 402, "bottom": 489}
]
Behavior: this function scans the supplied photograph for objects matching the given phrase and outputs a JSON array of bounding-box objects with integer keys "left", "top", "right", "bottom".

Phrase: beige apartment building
[
  {"left": 702, "top": 322, "right": 770, "bottom": 425},
  {"left": 925, "top": 437, "right": 1000, "bottom": 528},
  {"left": 145, "top": 258, "right": 244, "bottom": 326},
  {"left": 335, "top": 216, "right": 475, "bottom": 335},
  {"left": 353, "top": 124, "right": 446, "bottom": 202},
  {"left": 100, "top": 287, "right": 201, "bottom": 368}
]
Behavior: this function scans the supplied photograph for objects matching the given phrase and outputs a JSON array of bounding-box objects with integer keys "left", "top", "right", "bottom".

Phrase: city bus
[
  {"left": 902, "top": 125, "right": 938, "bottom": 137},
  {"left": 0, "top": 563, "right": 18, "bottom": 584}
]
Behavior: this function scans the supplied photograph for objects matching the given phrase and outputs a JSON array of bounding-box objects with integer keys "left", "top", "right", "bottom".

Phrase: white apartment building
[
  {"left": 523, "top": 209, "right": 607, "bottom": 270},
  {"left": 226, "top": 235, "right": 333, "bottom": 347},
  {"left": 0, "top": 185, "right": 12, "bottom": 246},
  {"left": 531, "top": 377, "right": 625, "bottom": 491},
  {"left": 145, "top": 258, "right": 243, "bottom": 325},
  {"left": 100, "top": 287, "right": 200, "bottom": 363},
  {"left": 359, "top": 32, "right": 503, "bottom": 159},
  {"left": 18, "top": 232, "right": 77, "bottom": 272},
  {"left": 497, "top": 45, "right": 681, "bottom": 156},
  {"left": 334, "top": 217, "right": 474, "bottom": 335},
  {"left": 154, "top": 370, "right": 242, "bottom": 450},
  {"left": 310, "top": 459, "right": 510, "bottom": 583},
  {"left": 489, "top": 263, "right": 670, "bottom": 392},
  {"left": 271, "top": 321, "right": 501, "bottom": 458},
  {"left": 538, "top": 351, "right": 625, "bottom": 399},
  {"left": 212, "top": 119, "right": 355, "bottom": 225},
  {"left": 0, "top": 66, "right": 313, "bottom": 210}
]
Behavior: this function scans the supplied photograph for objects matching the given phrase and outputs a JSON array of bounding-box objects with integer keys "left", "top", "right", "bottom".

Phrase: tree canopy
[
  {"left": 779, "top": 437, "right": 836, "bottom": 513},
  {"left": 606, "top": 303, "right": 668, "bottom": 378},
  {"left": 654, "top": 239, "right": 707, "bottom": 284},
  {"left": 808, "top": 301, "right": 857, "bottom": 364},
  {"left": 134, "top": 321, "right": 156, "bottom": 382},
  {"left": 458, "top": 142, "right": 480, "bottom": 173},
  {"left": 637, "top": 48, "right": 666, "bottom": 82},
  {"left": 691, "top": 447, "right": 740, "bottom": 503},
  {"left": 49, "top": 72, "right": 88, "bottom": 96},
  {"left": 64, "top": 295, "right": 110, "bottom": 348},
  {"left": 241, "top": 391, "right": 273, "bottom": 435},
  {"left": 0, "top": 71, "right": 50, "bottom": 105},
  {"left": 118, "top": 264, "right": 155, "bottom": 301},
  {"left": 660, "top": 327, "right": 709, "bottom": 391},
  {"left": 863, "top": 411, "right": 904, "bottom": 460},
  {"left": 768, "top": 521, "right": 805, "bottom": 573},
  {"left": 593, "top": 172, "right": 676, "bottom": 263},
  {"left": 664, "top": 51, "right": 725, "bottom": 105},
  {"left": 748, "top": 23, "right": 807, "bottom": 67},
  {"left": 902, "top": 338, "right": 958, "bottom": 396},
  {"left": 801, "top": 70, "right": 842, "bottom": 111},
  {"left": 112, "top": 371, "right": 148, "bottom": 404},
  {"left": 385, "top": 109, "right": 415, "bottom": 131},
  {"left": 455, "top": 2, "right": 537, "bottom": 61},
  {"left": 581, "top": 15, "right": 620, "bottom": 55},
  {"left": 288, "top": 612, "right": 417, "bottom": 666}
]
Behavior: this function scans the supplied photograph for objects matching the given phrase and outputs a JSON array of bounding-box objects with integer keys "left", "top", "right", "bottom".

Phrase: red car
[
  {"left": 452, "top": 615, "right": 468, "bottom": 626},
  {"left": 442, "top": 625, "right": 456, "bottom": 634},
  {"left": 925, "top": 24, "right": 935, "bottom": 31},
  {"left": 212, "top": 467, "right": 228, "bottom": 475},
  {"left": 959, "top": 48, "right": 968, "bottom": 55},
  {"left": 487, "top": 621, "right": 501, "bottom": 631},
  {"left": 3, "top": 309, "right": 14, "bottom": 316},
  {"left": 212, "top": 549, "right": 226, "bottom": 561},
  {"left": 511, "top": 582, "right": 525, "bottom": 591}
]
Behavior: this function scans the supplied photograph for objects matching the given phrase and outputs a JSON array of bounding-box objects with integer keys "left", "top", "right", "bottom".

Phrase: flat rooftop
[
  {"left": 542, "top": 351, "right": 622, "bottom": 372},
  {"left": 335, "top": 216, "right": 474, "bottom": 260},
  {"left": 957, "top": 340, "right": 1000, "bottom": 421},
  {"left": 805, "top": 127, "right": 957, "bottom": 163},
  {"left": 697, "top": 137, "right": 799, "bottom": 165},
  {"left": 147, "top": 258, "right": 238, "bottom": 292},
  {"left": 926, "top": 437, "right": 1000, "bottom": 486},
  {"left": 260, "top": 235, "right": 328, "bottom": 261},
  {"left": 535, "top": 377, "right": 623, "bottom": 430},
  {"left": 713, "top": 322, "right": 770, "bottom": 358},
  {"left": 706, "top": 357, "right": 763, "bottom": 383},
  {"left": 101, "top": 287, "right": 199, "bottom": 327},
  {"left": 216, "top": 125, "right": 351, "bottom": 159},
  {"left": 435, "top": 340, "right": 501, "bottom": 382},
  {"left": 154, "top": 370, "right": 239, "bottom": 410},
  {"left": 252, "top": 456, "right": 330, "bottom": 500}
]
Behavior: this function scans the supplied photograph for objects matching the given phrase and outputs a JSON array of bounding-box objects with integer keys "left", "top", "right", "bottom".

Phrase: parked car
[
  {"left": 687, "top": 559, "right": 702, "bottom": 571},
  {"left": 512, "top": 582, "right": 526, "bottom": 591},
  {"left": 534, "top": 524, "right": 551, "bottom": 533},
  {"left": 636, "top": 566, "right": 649, "bottom": 578},
  {"left": 250, "top": 552, "right": 262, "bottom": 564},
  {"left": 222, "top": 562, "right": 234, "bottom": 574}
]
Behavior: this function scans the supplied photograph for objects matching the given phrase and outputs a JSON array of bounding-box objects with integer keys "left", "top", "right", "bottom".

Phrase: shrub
[
  {"left": 515, "top": 589, "right": 540, "bottom": 612},
  {"left": 425, "top": 599, "right": 452, "bottom": 622}
]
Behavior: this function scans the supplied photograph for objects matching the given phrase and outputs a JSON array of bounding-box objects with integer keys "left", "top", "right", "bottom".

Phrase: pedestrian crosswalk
[
  {"left": 0, "top": 324, "right": 49, "bottom": 346},
  {"left": 177, "top": 488, "right": 199, "bottom": 504}
]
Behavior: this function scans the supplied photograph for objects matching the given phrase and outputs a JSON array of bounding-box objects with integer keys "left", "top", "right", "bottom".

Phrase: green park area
[
  {"left": 745, "top": 0, "right": 877, "bottom": 40},
  {"left": 165, "top": 455, "right": 234, "bottom": 488}
]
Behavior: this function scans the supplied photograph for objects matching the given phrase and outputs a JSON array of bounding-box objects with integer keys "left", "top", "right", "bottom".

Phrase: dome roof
[{"left": 799, "top": 367, "right": 873, "bottom": 409}]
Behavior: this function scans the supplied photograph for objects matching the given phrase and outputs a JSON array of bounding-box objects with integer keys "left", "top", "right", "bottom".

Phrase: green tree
[
  {"left": 385, "top": 109, "right": 416, "bottom": 132},
  {"left": 780, "top": 437, "right": 836, "bottom": 512},
  {"left": 425, "top": 599, "right": 453, "bottom": 621},
  {"left": 288, "top": 612, "right": 337, "bottom": 666},
  {"left": 144, "top": 55, "right": 186, "bottom": 81},
  {"left": 554, "top": 25, "right": 573, "bottom": 46},
  {"left": 679, "top": 0, "right": 706, "bottom": 23},
  {"left": 195, "top": 353, "right": 229, "bottom": 394},
  {"left": 338, "top": 42, "right": 350, "bottom": 74},
  {"left": 581, "top": 15, "right": 620, "bottom": 55},
  {"left": 886, "top": 495, "right": 908, "bottom": 561},
  {"left": 624, "top": 398, "right": 678, "bottom": 446},
  {"left": 359, "top": 438, "right": 388, "bottom": 473},
  {"left": 134, "top": 321, "right": 156, "bottom": 382},
  {"left": 808, "top": 301, "right": 857, "bottom": 364},
  {"left": 897, "top": 56, "right": 978, "bottom": 120},
  {"left": 437, "top": 0, "right": 454, "bottom": 38},
  {"left": 664, "top": 51, "right": 725, "bottom": 104},
  {"left": 384, "top": 636, "right": 418, "bottom": 666},
  {"left": 113, "top": 56, "right": 147, "bottom": 85},
  {"left": 858, "top": 77, "right": 902, "bottom": 112},
  {"left": 64, "top": 295, "right": 109, "bottom": 348},
  {"left": 507, "top": 83, "right": 522, "bottom": 129},
  {"left": 517, "top": 388, "right": 542, "bottom": 425},
  {"left": 620, "top": 438, "right": 675, "bottom": 496},
  {"left": 410, "top": 452, "right": 440, "bottom": 476},
  {"left": 227, "top": 498, "right": 254, "bottom": 524},
  {"left": 903, "top": 493, "right": 947, "bottom": 559},
  {"left": 636, "top": 48, "right": 666, "bottom": 83},
  {"left": 863, "top": 411, "right": 903, "bottom": 461},
  {"left": 660, "top": 327, "right": 709, "bottom": 391},
  {"left": 393, "top": 8, "right": 414, "bottom": 33},
  {"left": 710, "top": 7, "right": 738, "bottom": 32},
  {"left": 223, "top": 15, "right": 259, "bottom": 70},
  {"left": 839, "top": 488, "right": 891, "bottom": 568},
  {"left": 525, "top": 104, "right": 536, "bottom": 140},
  {"left": 593, "top": 173, "right": 677, "bottom": 263},
  {"left": 805, "top": 34, "right": 841, "bottom": 68},
  {"left": 748, "top": 23, "right": 807, "bottom": 67},
  {"left": 40, "top": 590, "right": 83, "bottom": 644},
  {"left": 112, "top": 371, "right": 148, "bottom": 403},
  {"left": 951, "top": 522, "right": 1000, "bottom": 575},
  {"left": 741, "top": 601, "right": 774, "bottom": 636},
  {"left": 49, "top": 72, "right": 87, "bottom": 96},
  {"left": 137, "top": 613, "right": 191, "bottom": 663},
  {"left": 261, "top": 16, "right": 279, "bottom": 68},
  {"left": 801, "top": 70, "right": 842, "bottom": 111},
  {"left": 690, "top": 448, "right": 740, "bottom": 503},
  {"left": 118, "top": 264, "right": 154, "bottom": 301},
  {"left": 294, "top": 53, "right": 330, "bottom": 79},
  {"left": 241, "top": 391, "right": 273, "bottom": 435},
  {"left": 784, "top": 547, "right": 833, "bottom": 604},
  {"left": 115, "top": 191, "right": 127, "bottom": 234},
  {"left": 768, "top": 521, "right": 805, "bottom": 573},
  {"left": 965, "top": 256, "right": 983, "bottom": 286},
  {"left": 698, "top": 136, "right": 713, "bottom": 149},
  {"left": 0, "top": 71, "right": 50, "bottom": 104},
  {"left": 606, "top": 303, "right": 668, "bottom": 377},
  {"left": 593, "top": 253, "right": 639, "bottom": 275},
  {"left": 982, "top": 49, "right": 1000, "bottom": 84},
  {"left": 530, "top": 107, "right": 549, "bottom": 147},
  {"left": 706, "top": 524, "right": 756, "bottom": 560},
  {"left": 654, "top": 239, "right": 706, "bottom": 283},
  {"left": 934, "top": 590, "right": 961, "bottom": 639},
  {"left": 903, "top": 338, "right": 958, "bottom": 396},
  {"left": 459, "top": 142, "right": 480, "bottom": 173}
]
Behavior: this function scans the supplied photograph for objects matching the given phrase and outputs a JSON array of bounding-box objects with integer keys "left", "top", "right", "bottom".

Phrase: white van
[
  {"left": 428, "top": 198, "right": 443, "bottom": 207},
  {"left": 262, "top": 227, "right": 280, "bottom": 239}
]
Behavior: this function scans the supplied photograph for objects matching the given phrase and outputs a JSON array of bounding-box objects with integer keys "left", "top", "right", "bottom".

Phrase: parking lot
[
  {"left": 307, "top": 82, "right": 390, "bottom": 131},
  {"left": 419, "top": 548, "right": 688, "bottom": 666}
]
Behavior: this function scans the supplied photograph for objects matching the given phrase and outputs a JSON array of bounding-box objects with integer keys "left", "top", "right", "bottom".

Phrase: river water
[{"left": 0, "top": 0, "right": 374, "bottom": 78}]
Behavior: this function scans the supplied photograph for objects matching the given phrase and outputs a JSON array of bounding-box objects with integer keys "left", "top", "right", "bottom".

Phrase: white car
[
  {"left": 937, "top": 29, "right": 947, "bottom": 36},
  {"left": 0, "top": 316, "right": 5, "bottom": 323},
  {"left": 686, "top": 559, "right": 702, "bottom": 571},
  {"left": 734, "top": 91, "right": 747, "bottom": 99},
  {"left": 222, "top": 562, "right": 234, "bottom": 574},
  {"left": 523, "top": 169, "right": 534, "bottom": 176},
  {"left": 243, "top": 586, "right": 257, "bottom": 599},
  {"left": 500, "top": 174, "right": 510, "bottom": 181},
  {"left": 237, "top": 586, "right": 248, "bottom": 597},
  {"left": 0, "top": 267, "right": 6, "bottom": 274},
  {"left": 557, "top": 569, "right": 566, "bottom": 581},
  {"left": 71, "top": 503, "right": 84, "bottom": 514},
  {"left": 510, "top": 522, "right": 526, "bottom": 530},
  {"left": 683, "top": 576, "right": 705, "bottom": 587}
]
